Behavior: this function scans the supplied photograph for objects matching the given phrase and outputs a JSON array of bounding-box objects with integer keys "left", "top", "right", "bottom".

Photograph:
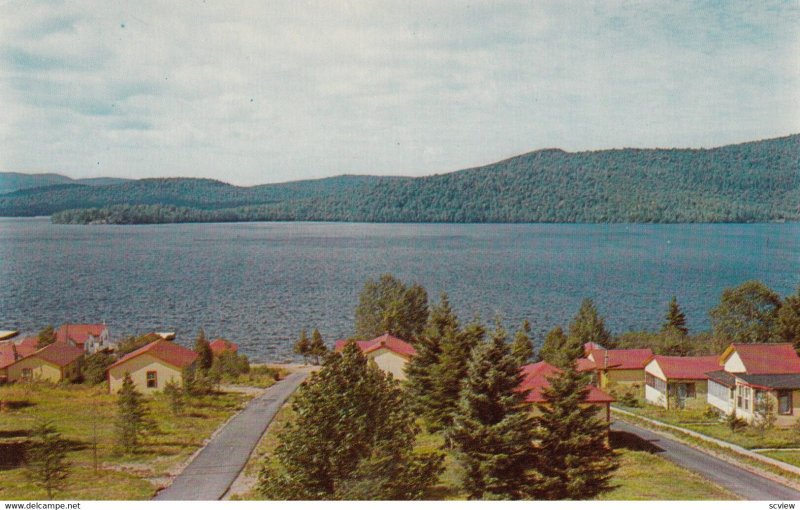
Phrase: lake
[{"left": 0, "top": 218, "right": 797, "bottom": 362}]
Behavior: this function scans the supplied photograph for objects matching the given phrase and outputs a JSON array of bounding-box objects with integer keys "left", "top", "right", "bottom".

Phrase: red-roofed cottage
[
  {"left": 107, "top": 339, "right": 198, "bottom": 394},
  {"left": 706, "top": 343, "right": 800, "bottom": 426},
  {"left": 517, "top": 361, "right": 615, "bottom": 423},
  {"left": 209, "top": 338, "right": 238, "bottom": 356},
  {"left": 56, "top": 324, "right": 111, "bottom": 353},
  {"left": 586, "top": 348, "right": 653, "bottom": 393},
  {"left": 6, "top": 342, "right": 84, "bottom": 383},
  {"left": 644, "top": 355, "right": 720, "bottom": 409},
  {"left": 334, "top": 333, "right": 417, "bottom": 381}
]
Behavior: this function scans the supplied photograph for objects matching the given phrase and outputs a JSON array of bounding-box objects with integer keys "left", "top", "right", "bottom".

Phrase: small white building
[
  {"left": 56, "top": 324, "right": 112, "bottom": 354},
  {"left": 334, "top": 333, "right": 417, "bottom": 381},
  {"left": 644, "top": 355, "right": 720, "bottom": 409}
]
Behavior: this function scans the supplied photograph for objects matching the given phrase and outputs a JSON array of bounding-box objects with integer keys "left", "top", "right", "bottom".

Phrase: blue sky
[{"left": 1, "top": 1, "right": 798, "bottom": 185}]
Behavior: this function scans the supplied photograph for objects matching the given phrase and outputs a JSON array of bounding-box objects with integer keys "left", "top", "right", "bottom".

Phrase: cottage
[
  {"left": 644, "top": 355, "right": 720, "bottom": 409},
  {"left": 706, "top": 343, "right": 800, "bottom": 427},
  {"left": 585, "top": 348, "right": 653, "bottom": 393},
  {"left": 107, "top": 339, "right": 198, "bottom": 394},
  {"left": 210, "top": 338, "right": 238, "bottom": 356},
  {"left": 6, "top": 342, "right": 84, "bottom": 383},
  {"left": 334, "top": 333, "right": 417, "bottom": 381},
  {"left": 56, "top": 323, "right": 111, "bottom": 353},
  {"left": 517, "top": 361, "right": 615, "bottom": 422}
]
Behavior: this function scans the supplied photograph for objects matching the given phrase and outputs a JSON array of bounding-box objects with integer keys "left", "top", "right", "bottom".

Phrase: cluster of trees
[
  {"left": 292, "top": 328, "right": 328, "bottom": 365},
  {"left": 47, "top": 134, "right": 800, "bottom": 224},
  {"left": 617, "top": 281, "right": 800, "bottom": 356},
  {"left": 262, "top": 275, "right": 616, "bottom": 500}
]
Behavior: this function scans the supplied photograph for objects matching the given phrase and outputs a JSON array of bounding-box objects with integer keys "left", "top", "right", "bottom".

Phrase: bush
[
  {"left": 704, "top": 405, "right": 721, "bottom": 420},
  {"left": 726, "top": 410, "right": 747, "bottom": 431},
  {"left": 617, "top": 390, "right": 641, "bottom": 408},
  {"left": 83, "top": 352, "right": 116, "bottom": 385}
]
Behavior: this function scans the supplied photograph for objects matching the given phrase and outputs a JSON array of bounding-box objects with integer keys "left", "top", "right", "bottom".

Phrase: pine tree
[
  {"left": 511, "top": 319, "right": 534, "bottom": 364},
  {"left": 309, "top": 328, "right": 327, "bottom": 365},
  {"left": 778, "top": 287, "right": 800, "bottom": 350},
  {"left": 25, "top": 420, "right": 70, "bottom": 498},
  {"left": 530, "top": 364, "right": 618, "bottom": 500},
  {"left": 448, "top": 323, "right": 538, "bottom": 499},
  {"left": 37, "top": 325, "right": 56, "bottom": 347},
  {"left": 163, "top": 380, "right": 185, "bottom": 416},
  {"left": 354, "top": 274, "right": 429, "bottom": 341},
  {"left": 258, "top": 342, "right": 443, "bottom": 500},
  {"left": 405, "top": 293, "right": 452, "bottom": 418},
  {"left": 115, "top": 374, "right": 146, "bottom": 453},
  {"left": 662, "top": 296, "right": 689, "bottom": 335},
  {"left": 293, "top": 329, "right": 310, "bottom": 364},
  {"left": 538, "top": 326, "right": 577, "bottom": 369},
  {"left": 194, "top": 328, "right": 213, "bottom": 372},
  {"left": 569, "top": 298, "right": 613, "bottom": 348}
]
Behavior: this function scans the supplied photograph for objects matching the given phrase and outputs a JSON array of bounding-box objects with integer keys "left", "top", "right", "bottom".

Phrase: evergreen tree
[
  {"left": 354, "top": 274, "right": 429, "bottom": 341},
  {"left": 115, "top": 374, "right": 146, "bottom": 453},
  {"left": 405, "top": 293, "right": 453, "bottom": 418},
  {"left": 778, "top": 287, "right": 800, "bottom": 350},
  {"left": 661, "top": 296, "right": 689, "bottom": 335},
  {"left": 37, "top": 325, "right": 56, "bottom": 347},
  {"left": 569, "top": 298, "right": 613, "bottom": 348},
  {"left": 25, "top": 420, "right": 70, "bottom": 498},
  {"left": 82, "top": 352, "right": 116, "bottom": 385},
  {"left": 194, "top": 328, "right": 213, "bottom": 372},
  {"left": 531, "top": 364, "right": 618, "bottom": 499},
  {"left": 710, "top": 280, "right": 782, "bottom": 345},
  {"left": 258, "top": 342, "right": 443, "bottom": 500},
  {"left": 293, "top": 329, "right": 310, "bottom": 364},
  {"left": 511, "top": 319, "right": 534, "bottom": 364},
  {"left": 538, "top": 326, "right": 581, "bottom": 370},
  {"left": 448, "top": 323, "right": 538, "bottom": 500},
  {"left": 309, "top": 328, "right": 327, "bottom": 365},
  {"left": 163, "top": 380, "right": 185, "bottom": 416}
]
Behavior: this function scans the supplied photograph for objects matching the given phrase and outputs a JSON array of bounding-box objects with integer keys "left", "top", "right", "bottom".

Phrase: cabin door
[{"left": 676, "top": 383, "right": 687, "bottom": 409}]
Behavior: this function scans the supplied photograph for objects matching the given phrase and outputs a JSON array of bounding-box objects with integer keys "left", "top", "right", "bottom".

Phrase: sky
[{"left": 0, "top": 1, "right": 798, "bottom": 186}]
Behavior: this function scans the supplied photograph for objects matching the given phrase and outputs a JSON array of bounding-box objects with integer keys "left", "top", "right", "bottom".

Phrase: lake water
[{"left": 0, "top": 218, "right": 797, "bottom": 362}]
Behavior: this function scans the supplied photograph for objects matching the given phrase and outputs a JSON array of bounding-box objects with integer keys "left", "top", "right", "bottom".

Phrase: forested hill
[
  {"left": 11, "top": 133, "right": 800, "bottom": 224},
  {"left": 0, "top": 172, "right": 131, "bottom": 194}
]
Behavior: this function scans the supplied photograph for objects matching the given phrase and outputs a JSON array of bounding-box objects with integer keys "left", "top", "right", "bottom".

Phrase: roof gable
[
  {"left": 334, "top": 333, "right": 417, "bottom": 358},
  {"left": 517, "top": 361, "right": 614, "bottom": 404},
  {"left": 722, "top": 343, "right": 800, "bottom": 375},
  {"left": 647, "top": 355, "right": 720, "bottom": 380},
  {"left": 209, "top": 338, "right": 238, "bottom": 355},
  {"left": 56, "top": 324, "right": 107, "bottom": 345},
  {"left": 588, "top": 348, "right": 653, "bottom": 370},
  {"left": 110, "top": 339, "right": 198, "bottom": 371}
]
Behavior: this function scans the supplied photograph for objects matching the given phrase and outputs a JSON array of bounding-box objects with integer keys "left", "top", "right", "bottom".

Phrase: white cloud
[{"left": 0, "top": 0, "right": 798, "bottom": 184}]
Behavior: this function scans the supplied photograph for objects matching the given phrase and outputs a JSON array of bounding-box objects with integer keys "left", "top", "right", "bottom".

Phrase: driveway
[
  {"left": 612, "top": 419, "right": 800, "bottom": 500},
  {"left": 155, "top": 370, "right": 309, "bottom": 500}
]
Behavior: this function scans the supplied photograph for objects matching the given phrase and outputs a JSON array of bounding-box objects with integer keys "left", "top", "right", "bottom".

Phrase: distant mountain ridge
[
  {"left": 3, "top": 134, "right": 799, "bottom": 223},
  {"left": 0, "top": 172, "right": 131, "bottom": 194}
]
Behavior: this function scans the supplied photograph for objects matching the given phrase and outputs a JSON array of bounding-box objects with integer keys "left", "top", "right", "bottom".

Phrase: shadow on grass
[
  {"left": 0, "top": 441, "right": 28, "bottom": 469},
  {"left": 610, "top": 431, "right": 664, "bottom": 454},
  {"left": 0, "top": 429, "right": 30, "bottom": 439},
  {"left": 0, "top": 400, "right": 35, "bottom": 411}
]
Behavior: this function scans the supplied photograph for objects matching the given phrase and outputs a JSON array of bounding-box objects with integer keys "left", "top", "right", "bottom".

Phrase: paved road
[
  {"left": 155, "top": 371, "right": 309, "bottom": 500},
  {"left": 612, "top": 419, "right": 800, "bottom": 500}
]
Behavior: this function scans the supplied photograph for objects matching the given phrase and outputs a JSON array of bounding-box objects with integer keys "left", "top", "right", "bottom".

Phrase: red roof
[
  {"left": 109, "top": 339, "right": 198, "bottom": 371},
  {"left": 29, "top": 342, "right": 84, "bottom": 367},
  {"left": 583, "top": 342, "right": 604, "bottom": 356},
  {"left": 334, "top": 333, "right": 417, "bottom": 358},
  {"left": 576, "top": 358, "right": 596, "bottom": 372},
  {"left": 588, "top": 348, "right": 653, "bottom": 370},
  {"left": 647, "top": 355, "right": 720, "bottom": 380},
  {"left": 725, "top": 343, "right": 800, "bottom": 375},
  {"left": 0, "top": 342, "right": 17, "bottom": 369},
  {"left": 210, "top": 339, "right": 238, "bottom": 355},
  {"left": 17, "top": 337, "right": 40, "bottom": 357},
  {"left": 56, "top": 324, "right": 107, "bottom": 346},
  {"left": 517, "top": 361, "right": 615, "bottom": 404}
]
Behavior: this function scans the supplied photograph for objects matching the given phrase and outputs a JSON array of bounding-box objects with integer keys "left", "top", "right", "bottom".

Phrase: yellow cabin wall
[
  {"left": 108, "top": 354, "right": 184, "bottom": 394},
  {"left": 7, "top": 356, "right": 79, "bottom": 383},
  {"left": 367, "top": 349, "right": 409, "bottom": 381}
]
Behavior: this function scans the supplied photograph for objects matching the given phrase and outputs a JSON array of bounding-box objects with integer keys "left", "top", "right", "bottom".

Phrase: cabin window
[
  {"left": 686, "top": 383, "right": 696, "bottom": 399},
  {"left": 778, "top": 390, "right": 793, "bottom": 415},
  {"left": 645, "top": 373, "right": 666, "bottom": 393},
  {"left": 146, "top": 371, "right": 157, "bottom": 388},
  {"left": 743, "top": 386, "right": 751, "bottom": 411},
  {"left": 22, "top": 368, "right": 33, "bottom": 380}
]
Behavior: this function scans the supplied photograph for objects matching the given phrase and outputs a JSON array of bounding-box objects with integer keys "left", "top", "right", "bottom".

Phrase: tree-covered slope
[
  {"left": 15, "top": 134, "right": 800, "bottom": 224},
  {"left": 0, "top": 175, "right": 403, "bottom": 217},
  {"left": 0, "top": 172, "right": 132, "bottom": 194}
]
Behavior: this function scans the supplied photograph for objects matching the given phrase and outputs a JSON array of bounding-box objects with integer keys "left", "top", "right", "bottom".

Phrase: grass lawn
[
  {"left": 617, "top": 404, "right": 800, "bottom": 451},
  {"left": 0, "top": 381, "right": 253, "bottom": 500},
  {"left": 233, "top": 401, "right": 733, "bottom": 501},
  {"left": 761, "top": 450, "right": 800, "bottom": 466}
]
